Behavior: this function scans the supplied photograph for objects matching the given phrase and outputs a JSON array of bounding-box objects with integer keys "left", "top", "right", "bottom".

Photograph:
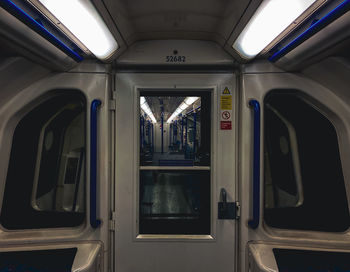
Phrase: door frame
[
  {"left": 133, "top": 86, "right": 218, "bottom": 240},
  {"left": 114, "top": 72, "right": 239, "bottom": 272}
]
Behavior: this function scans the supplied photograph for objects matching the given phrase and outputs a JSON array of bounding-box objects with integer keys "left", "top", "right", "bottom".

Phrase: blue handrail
[
  {"left": 0, "top": 0, "right": 83, "bottom": 62},
  {"left": 90, "top": 100, "right": 101, "bottom": 228},
  {"left": 269, "top": 0, "right": 350, "bottom": 62},
  {"left": 248, "top": 100, "right": 260, "bottom": 229}
]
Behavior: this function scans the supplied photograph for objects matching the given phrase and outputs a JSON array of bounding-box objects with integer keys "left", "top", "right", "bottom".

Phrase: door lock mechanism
[{"left": 218, "top": 188, "right": 239, "bottom": 220}]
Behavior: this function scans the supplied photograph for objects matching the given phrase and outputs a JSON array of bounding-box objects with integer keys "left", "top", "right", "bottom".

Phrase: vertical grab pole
[
  {"left": 90, "top": 99, "right": 102, "bottom": 228},
  {"left": 142, "top": 115, "right": 145, "bottom": 147},
  {"left": 185, "top": 116, "right": 188, "bottom": 158},
  {"left": 181, "top": 116, "right": 184, "bottom": 150},
  {"left": 140, "top": 116, "right": 143, "bottom": 150},
  {"left": 147, "top": 120, "right": 151, "bottom": 145},
  {"left": 248, "top": 100, "right": 260, "bottom": 229},
  {"left": 169, "top": 123, "right": 172, "bottom": 148},
  {"left": 174, "top": 120, "right": 177, "bottom": 150},
  {"left": 152, "top": 123, "right": 154, "bottom": 153},
  {"left": 161, "top": 113, "right": 164, "bottom": 154},
  {"left": 193, "top": 111, "right": 197, "bottom": 160}
]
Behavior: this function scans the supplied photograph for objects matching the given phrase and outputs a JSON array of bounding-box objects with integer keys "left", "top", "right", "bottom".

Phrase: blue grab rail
[
  {"left": 269, "top": 0, "right": 350, "bottom": 62},
  {"left": 248, "top": 100, "right": 260, "bottom": 229},
  {"left": 90, "top": 100, "right": 101, "bottom": 228},
  {"left": 0, "top": 0, "right": 83, "bottom": 62}
]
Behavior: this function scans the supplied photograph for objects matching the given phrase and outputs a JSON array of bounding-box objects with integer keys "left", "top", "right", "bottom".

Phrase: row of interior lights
[
  {"left": 166, "top": 97, "right": 199, "bottom": 123},
  {"left": 140, "top": 97, "right": 199, "bottom": 124},
  {"left": 30, "top": 0, "right": 318, "bottom": 60},
  {"left": 140, "top": 97, "right": 157, "bottom": 123}
]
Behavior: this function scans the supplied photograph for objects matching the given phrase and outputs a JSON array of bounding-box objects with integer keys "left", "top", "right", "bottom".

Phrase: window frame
[
  {"left": 0, "top": 90, "right": 88, "bottom": 231},
  {"left": 135, "top": 87, "right": 217, "bottom": 240},
  {"left": 263, "top": 89, "right": 350, "bottom": 234}
]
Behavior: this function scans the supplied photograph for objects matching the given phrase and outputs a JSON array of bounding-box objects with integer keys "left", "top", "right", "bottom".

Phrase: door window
[{"left": 139, "top": 91, "right": 211, "bottom": 235}]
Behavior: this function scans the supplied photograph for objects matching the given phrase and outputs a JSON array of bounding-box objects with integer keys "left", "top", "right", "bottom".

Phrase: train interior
[{"left": 1, "top": 0, "right": 350, "bottom": 271}]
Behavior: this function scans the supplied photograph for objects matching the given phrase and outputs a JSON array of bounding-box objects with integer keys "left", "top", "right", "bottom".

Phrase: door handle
[
  {"left": 220, "top": 188, "right": 227, "bottom": 212},
  {"left": 218, "top": 188, "right": 238, "bottom": 220}
]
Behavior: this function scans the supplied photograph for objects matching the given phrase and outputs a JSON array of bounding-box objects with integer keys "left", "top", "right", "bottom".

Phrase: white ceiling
[{"left": 96, "top": 0, "right": 261, "bottom": 47}]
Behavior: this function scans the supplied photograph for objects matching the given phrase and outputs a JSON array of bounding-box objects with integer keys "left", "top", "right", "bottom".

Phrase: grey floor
[
  {"left": 151, "top": 152, "right": 186, "bottom": 166},
  {"left": 141, "top": 172, "right": 195, "bottom": 218}
]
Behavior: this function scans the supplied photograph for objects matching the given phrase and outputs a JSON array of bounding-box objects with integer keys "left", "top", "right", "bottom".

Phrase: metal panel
[
  {"left": 0, "top": 8, "right": 77, "bottom": 71},
  {"left": 0, "top": 64, "right": 111, "bottom": 272},
  {"left": 248, "top": 242, "right": 350, "bottom": 272},
  {"left": 117, "top": 40, "right": 234, "bottom": 66},
  {"left": 98, "top": 0, "right": 254, "bottom": 46},
  {"left": 0, "top": 242, "right": 102, "bottom": 272},
  {"left": 115, "top": 72, "right": 237, "bottom": 272},
  {"left": 239, "top": 66, "right": 350, "bottom": 272}
]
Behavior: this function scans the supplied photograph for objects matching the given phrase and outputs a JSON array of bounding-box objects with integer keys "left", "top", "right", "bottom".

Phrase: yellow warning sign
[
  {"left": 222, "top": 87, "right": 231, "bottom": 95},
  {"left": 221, "top": 95, "right": 232, "bottom": 110}
]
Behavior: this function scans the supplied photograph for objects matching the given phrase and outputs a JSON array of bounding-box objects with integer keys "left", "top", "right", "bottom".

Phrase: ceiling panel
[
  {"left": 100, "top": 0, "right": 255, "bottom": 46},
  {"left": 144, "top": 96, "right": 184, "bottom": 122}
]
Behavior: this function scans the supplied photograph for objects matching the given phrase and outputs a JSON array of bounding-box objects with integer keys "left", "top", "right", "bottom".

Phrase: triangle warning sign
[{"left": 223, "top": 87, "right": 230, "bottom": 94}]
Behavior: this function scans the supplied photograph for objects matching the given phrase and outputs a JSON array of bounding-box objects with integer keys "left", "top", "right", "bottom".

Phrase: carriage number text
[{"left": 166, "top": 56, "right": 186, "bottom": 62}]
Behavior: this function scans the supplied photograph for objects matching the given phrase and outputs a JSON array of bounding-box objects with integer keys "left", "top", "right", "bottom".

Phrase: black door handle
[{"left": 218, "top": 188, "right": 238, "bottom": 220}]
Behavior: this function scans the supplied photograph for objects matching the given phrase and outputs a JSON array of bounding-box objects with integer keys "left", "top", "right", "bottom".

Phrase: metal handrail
[
  {"left": 90, "top": 99, "right": 101, "bottom": 228},
  {"left": 248, "top": 100, "right": 260, "bottom": 229}
]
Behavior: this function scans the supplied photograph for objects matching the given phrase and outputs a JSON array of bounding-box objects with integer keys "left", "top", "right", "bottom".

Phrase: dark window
[
  {"left": 273, "top": 249, "right": 350, "bottom": 272},
  {"left": 264, "top": 90, "right": 350, "bottom": 232},
  {"left": 0, "top": 248, "right": 77, "bottom": 272},
  {"left": 139, "top": 170, "right": 210, "bottom": 234},
  {"left": 1, "top": 92, "right": 86, "bottom": 229}
]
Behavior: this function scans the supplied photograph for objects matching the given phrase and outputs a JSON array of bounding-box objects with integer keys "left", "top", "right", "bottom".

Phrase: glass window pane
[
  {"left": 274, "top": 249, "right": 350, "bottom": 272},
  {"left": 0, "top": 93, "right": 86, "bottom": 229},
  {"left": 264, "top": 91, "right": 350, "bottom": 232},
  {"left": 0, "top": 248, "right": 77, "bottom": 272},
  {"left": 139, "top": 170, "right": 210, "bottom": 235},
  {"left": 140, "top": 92, "right": 211, "bottom": 166}
]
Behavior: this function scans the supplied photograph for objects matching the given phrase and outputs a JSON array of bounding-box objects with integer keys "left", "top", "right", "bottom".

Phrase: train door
[
  {"left": 0, "top": 60, "right": 111, "bottom": 272},
  {"left": 114, "top": 73, "right": 238, "bottom": 272},
  {"left": 239, "top": 64, "right": 350, "bottom": 272}
]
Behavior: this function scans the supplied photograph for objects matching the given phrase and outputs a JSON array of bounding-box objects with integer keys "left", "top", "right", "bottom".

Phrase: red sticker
[
  {"left": 220, "top": 121, "right": 232, "bottom": 130},
  {"left": 222, "top": 111, "right": 231, "bottom": 120}
]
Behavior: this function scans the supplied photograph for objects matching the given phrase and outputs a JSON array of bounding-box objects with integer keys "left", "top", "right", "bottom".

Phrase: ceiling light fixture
[
  {"left": 232, "top": 0, "right": 316, "bottom": 59},
  {"left": 167, "top": 97, "right": 199, "bottom": 123},
  {"left": 140, "top": 97, "right": 157, "bottom": 123},
  {"left": 37, "top": 0, "right": 118, "bottom": 60}
]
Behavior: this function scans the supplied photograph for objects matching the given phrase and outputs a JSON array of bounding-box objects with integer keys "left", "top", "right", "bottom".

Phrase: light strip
[
  {"left": 232, "top": 0, "right": 316, "bottom": 59},
  {"left": 38, "top": 0, "right": 118, "bottom": 60},
  {"left": 269, "top": 0, "right": 350, "bottom": 62},
  {"left": 140, "top": 97, "right": 157, "bottom": 123},
  {"left": 0, "top": 0, "right": 83, "bottom": 62},
  {"left": 167, "top": 97, "right": 199, "bottom": 123}
]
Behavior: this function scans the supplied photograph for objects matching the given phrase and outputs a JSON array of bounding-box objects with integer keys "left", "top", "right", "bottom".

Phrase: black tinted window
[
  {"left": 264, "top": 91, "right": 350, "bottom": 232},
  {"left": 1, "top": 92, "right": 86, "bottom": 229}
]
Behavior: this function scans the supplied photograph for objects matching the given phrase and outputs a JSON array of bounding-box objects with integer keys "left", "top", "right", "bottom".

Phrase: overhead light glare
[
  {"left": 167, "top": 97, "right": 199, "bottom": 123},
  {"left": 140, "top": 97, "right": 146, "bottom": 105},
  {"left": 140, "top": 97, "right": 157, "bottom": 123},
  {"left": 38, "top": 0, "right": 118, "bottom": 60},
  {"left": 185, "top": 97, "right": 200, "bottom": 105},
  {"left": 232, "top": 0, "right": 316, "bottom": 59}
]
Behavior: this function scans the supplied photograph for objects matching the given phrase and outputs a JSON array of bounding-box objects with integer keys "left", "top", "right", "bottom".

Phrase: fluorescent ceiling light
[
  {"left": 233, "top": 0, "right": 316, "bottom": 59},
  {"left": 140, "top": 97, "right": 146, "bottom": 105},
  {"left": 184, "top": 97, "right": 199, "bottom": 105},
  {"left": 167, "top": 97, "right": 199, "bottom": 123},
  {"left": 38, "top": 0, "right": 118, "bottom": 60},
  {"left": 140, "top": 97, "right": 157, "bottom": 123}
]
